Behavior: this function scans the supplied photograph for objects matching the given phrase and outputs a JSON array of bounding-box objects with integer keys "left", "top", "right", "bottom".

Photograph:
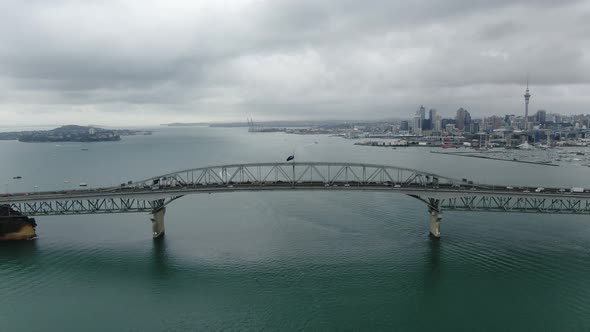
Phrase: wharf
[
  {"left": 430, "top": 151, "right": 559, "bottom": 166},
  {"left": 354, "top": 142, "right": 410, "bottom": 147}
]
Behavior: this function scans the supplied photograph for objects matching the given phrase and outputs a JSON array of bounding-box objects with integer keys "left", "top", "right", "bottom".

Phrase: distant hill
[
  {"left": 0, "top": 125, "right": 152, "bottom": 142},
  {"left": 164, "top": 123, "right": 210, "bottom": 127}
]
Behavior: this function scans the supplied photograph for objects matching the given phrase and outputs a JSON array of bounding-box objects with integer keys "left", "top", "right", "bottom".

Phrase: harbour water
[{"left": 1, "top": 127, "right": 590, "bottom": 331}]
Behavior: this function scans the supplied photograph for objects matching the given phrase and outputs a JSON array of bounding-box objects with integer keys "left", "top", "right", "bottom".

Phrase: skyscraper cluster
[
  {"left": 455, "top": 108, "right": 472, "bottom": 131},
  {"left": 411, "top": 105, "right": 442, "bottom": 134},
  {"left": 400, "top": 81, "right": 589, "bottom": 137}
]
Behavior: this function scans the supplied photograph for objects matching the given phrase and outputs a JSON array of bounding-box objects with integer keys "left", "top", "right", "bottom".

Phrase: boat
[
  {"left": 79, "top": 183, "right": 88, "bottom": 187},
  {"left": 12, "top": 176, "right": 22, "bottom": 179}
]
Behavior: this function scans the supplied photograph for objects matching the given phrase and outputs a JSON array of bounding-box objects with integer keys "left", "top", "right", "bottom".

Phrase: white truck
[{"left": 571, "top": 187, "right": 584, "bottom": 193}]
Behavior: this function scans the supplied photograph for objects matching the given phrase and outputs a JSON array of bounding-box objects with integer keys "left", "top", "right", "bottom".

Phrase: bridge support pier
[
  {"left": 151, "top": 207, "right": 166, "bottom": 239},
  {"left": 429, "top": 208, "right": 442, "bottom": 239}
]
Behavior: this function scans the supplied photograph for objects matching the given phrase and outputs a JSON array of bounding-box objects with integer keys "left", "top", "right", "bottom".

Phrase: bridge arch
[
  {"left": 130, "top": 162, "right": 464, "bottom": 189},
  {"left": 124, "top": 162, "right": 464, "bottom": 239}
]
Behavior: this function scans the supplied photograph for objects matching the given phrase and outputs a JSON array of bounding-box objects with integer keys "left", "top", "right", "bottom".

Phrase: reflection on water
[
  {"left": 0, "top": 240, "right": 39, "bottom": 262},
  {"left": 150, "top": 237, "right": 172, "bottom": 280},
  {"left": 426, "top": 238, "right": 441, "bottom": 277}
]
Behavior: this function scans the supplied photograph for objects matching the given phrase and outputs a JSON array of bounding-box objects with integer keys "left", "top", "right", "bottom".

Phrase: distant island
[{"left": 0, "top": 125, "right": 152, "bottom": 143}]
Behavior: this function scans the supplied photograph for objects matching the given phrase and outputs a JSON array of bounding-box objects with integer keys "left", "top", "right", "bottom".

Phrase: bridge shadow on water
[
  {"left": 423, "top": 238, "right": 442, "bottom": 287},
  {"left": 0, "top": 240, "right": 40, "bottom": 262},
  {"left": 0, "top": 237, "right": 180, "bottom": 284}
]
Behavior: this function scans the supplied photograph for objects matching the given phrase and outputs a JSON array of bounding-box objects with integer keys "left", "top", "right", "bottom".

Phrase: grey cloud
[
  {"left": 478, "top": 21, "right": 524, "bottom": 41},
  {"left": 0, "top": 0, "right": 588, "bottom": 125}
]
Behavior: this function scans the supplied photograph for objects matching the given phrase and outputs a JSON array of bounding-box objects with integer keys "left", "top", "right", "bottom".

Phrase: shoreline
[{"left": 430, "top": 151, "right": 560, "bottom": 166}]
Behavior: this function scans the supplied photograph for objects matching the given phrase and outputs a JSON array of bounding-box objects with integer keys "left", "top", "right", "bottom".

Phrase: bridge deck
[
  {"left": 1, "top": 162, "right": 588, "bottom": 216},
  {"left": 2, "top": 182, "right": 589, "bottom": 202}
]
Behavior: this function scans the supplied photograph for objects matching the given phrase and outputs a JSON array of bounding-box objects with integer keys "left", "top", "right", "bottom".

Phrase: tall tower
[
  {"left": 524, "top": 78, "right": 531, "bottom": 130},
  {"left": 428, "top": 109, "right": 437, "bottom": 130}
]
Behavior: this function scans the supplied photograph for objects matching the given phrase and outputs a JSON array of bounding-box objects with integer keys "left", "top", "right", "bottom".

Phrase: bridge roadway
[{"left": 1, "top": 162, "right": 588, "bottom": 239}]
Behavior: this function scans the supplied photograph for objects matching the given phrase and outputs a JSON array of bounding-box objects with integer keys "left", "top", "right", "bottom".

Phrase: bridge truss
[
  {"left": 412, "top": 195, "right": 590, "bottom": 215},
  {"left": 131, "top": 162, "right": 460, "bottom": 188},
  {"left": 2, "top": 162, "right": 588, "bottom": 239},
  {"left": 6, "top": 198, "right": 168, "bottom": 216}
]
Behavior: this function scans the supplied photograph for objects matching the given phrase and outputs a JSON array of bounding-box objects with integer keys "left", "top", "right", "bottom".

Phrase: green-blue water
[{"left": 1, "top": 127, "right": 590, "bottom": 331}]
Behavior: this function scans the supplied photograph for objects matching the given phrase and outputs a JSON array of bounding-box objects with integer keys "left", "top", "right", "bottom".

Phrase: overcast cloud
[{"left": 0, "top": 0, "right": 589, "bottom": 126}]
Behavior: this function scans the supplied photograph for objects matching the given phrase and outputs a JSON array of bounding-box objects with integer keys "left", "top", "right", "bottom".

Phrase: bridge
[{"left": 1, "top": 162, "right": 588, "bottom": 239}]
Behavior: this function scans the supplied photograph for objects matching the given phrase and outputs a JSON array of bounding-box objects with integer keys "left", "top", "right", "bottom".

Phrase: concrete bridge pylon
[{"left": 151, "top": 206, "right": 166, "bottom": 239}]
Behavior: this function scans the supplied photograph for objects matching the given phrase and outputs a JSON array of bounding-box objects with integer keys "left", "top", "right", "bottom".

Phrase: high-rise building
[
  {"left": 428, "top": 109, "right": 437, "bottom": 130},
  {"left": 524, "top": 79, "right": 531, "bottom": 130},
  {"left": 515, "top": 117, "right": 525, "bottom": 130},
  {"left": 536, "top": 110, "right": 546, "bottom": 124},
  {"left": 412, "top": 116, "right": 422, "bottom": 135},
  {"left": 417, "top": 105, "right": 426, "bottom": 130},
  {"left": 418, "top": 105, "right": 426, "bottom": 121},
  {"left": 433, "top": 115, "right": 442, "bottom": 132},
  {"left": 484, "top": 116, "right": 503, "bottom": 131},
  {"left": 504, "top": 114, "right": 515, "bottom": 127},
  {"left": 411, "top": 105, "right": 427, "bottom": 133},
  {"left": 400, "top": 120, "right": 409, "bottom": 131},
  {"left": 455, "top": 108, "right": 471, "bottom": 131}
]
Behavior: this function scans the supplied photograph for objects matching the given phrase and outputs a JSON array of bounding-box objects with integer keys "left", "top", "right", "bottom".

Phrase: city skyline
[{"left": 403, "top": 81, "right": 586, "bottom": 124}]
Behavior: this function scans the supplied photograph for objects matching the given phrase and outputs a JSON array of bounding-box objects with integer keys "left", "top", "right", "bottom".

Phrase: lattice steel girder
[
  {"left": 3, "top": 188, "right": 590, "bottom": 216},
  {"left": 435, "top": 195, "right": 590, "bottom": 214},
  {"left": 6, "top": 197, "right": 166, "bottom": 216}
]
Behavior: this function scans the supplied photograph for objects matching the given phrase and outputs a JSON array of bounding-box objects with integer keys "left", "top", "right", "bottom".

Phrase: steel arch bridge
[{"left": 2, "top": 162, "right": 589, "bottom": 239}]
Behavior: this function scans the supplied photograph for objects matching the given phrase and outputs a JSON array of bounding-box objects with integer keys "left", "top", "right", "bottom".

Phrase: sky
[{"left": 0, "top": 0, "right": 589, "bottom": 126}]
